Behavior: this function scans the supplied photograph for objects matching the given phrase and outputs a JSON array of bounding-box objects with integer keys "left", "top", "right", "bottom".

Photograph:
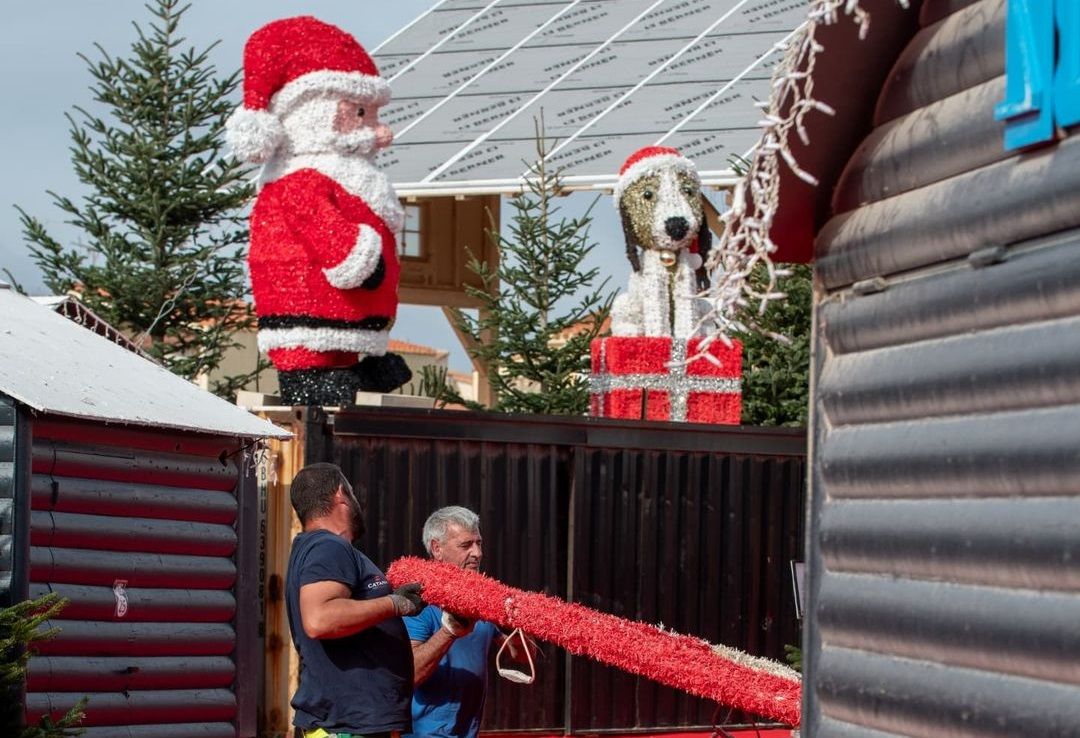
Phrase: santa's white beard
[
  {"left": 258, "top": 95, "right": 403, "bottom": 233},
  {"left": 261, "top": 144, "right": 404, "bottom": 234},
  {"left": 331, "top": 128, "right": 379, "bottom": 157},
  {"left": 282, "top": 122, "right": 380, "bottom": 158},
  {"left": 276, "top": 96, "right": 383, "bottom": 157}
]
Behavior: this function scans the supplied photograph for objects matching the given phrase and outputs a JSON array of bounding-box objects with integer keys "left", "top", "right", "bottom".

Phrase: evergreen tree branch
[
  {"left": 735, "top": 263, "right": 811, "bottom": 426},
  {"left": 14, "top": 0, "right": 256, "bottom": 397},
  {"left": 450, "top": 118, "right": 614, "bottom": 415},
  {"left": 1, "top": 594, "right": 86, "bottom": 737}
]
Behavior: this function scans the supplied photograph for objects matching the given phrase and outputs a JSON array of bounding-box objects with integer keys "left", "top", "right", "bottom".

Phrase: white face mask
[{"left": 496, "top": 627, "right": 536, "bottom": 684}]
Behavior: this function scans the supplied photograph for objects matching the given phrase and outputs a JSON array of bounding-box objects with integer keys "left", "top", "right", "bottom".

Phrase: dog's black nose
[{"left": 665, "top": 217, "right": 689, "bottom": 240}]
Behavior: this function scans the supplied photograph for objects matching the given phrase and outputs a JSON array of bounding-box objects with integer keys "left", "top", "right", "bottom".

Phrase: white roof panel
[
  {"left": 0, "top": 288, "right": 289, "bottom": 439},
  {"left": 390, "top": 31, "right": 782, "bottom": 101},
  {"left": 376, "top": 0, "right": 808, "bottom": 195}
]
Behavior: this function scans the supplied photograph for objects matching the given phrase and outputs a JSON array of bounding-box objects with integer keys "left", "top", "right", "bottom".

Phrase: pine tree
[
  {"left": 402, "top": 365, "right": 453, "bottom": 405},
  {"left": 14, "top": 0, "right": 263, "bottom": 399},
  {"left": 720, "top": 152, "right": 811, "bottom": 426},
  {"left": 736, "top": 263, "right": 812, "bottom": 426},
  {"left": 449, "top": 121, "right": 614, "bottom": 415},
  {"left": 1, "top": 594, "right": 85, "bottom": 737}
]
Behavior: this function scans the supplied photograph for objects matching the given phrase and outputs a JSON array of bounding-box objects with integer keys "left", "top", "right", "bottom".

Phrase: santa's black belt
[{"left": 259, "top": 315, "right": 391, "bottom": 331}]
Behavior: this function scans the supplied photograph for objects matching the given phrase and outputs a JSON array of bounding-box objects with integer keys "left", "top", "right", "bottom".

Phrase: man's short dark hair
[{"left": 291, "top": 463, "right": 348, "bottom": 523}]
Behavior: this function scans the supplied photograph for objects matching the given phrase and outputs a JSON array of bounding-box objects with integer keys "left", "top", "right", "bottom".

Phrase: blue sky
[{"left": 0, "top": 1, "right": 631, "bottom": 371}]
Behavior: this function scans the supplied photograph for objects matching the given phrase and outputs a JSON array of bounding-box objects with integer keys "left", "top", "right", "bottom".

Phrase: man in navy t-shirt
[
  {"left": 404, "top": 507, "right": 537, "bottom": 738},
  {"left": 285, "top": 463, "right": 425, "bottom": 738}
]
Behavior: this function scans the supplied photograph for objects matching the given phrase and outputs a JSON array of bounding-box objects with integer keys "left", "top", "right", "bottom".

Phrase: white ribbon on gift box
[{"left": 590, "top": 339, "right": 741, "bottom": 422}]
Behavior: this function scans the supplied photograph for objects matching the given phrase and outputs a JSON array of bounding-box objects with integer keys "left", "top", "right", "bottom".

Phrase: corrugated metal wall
[
  {"left": 331, "top": 413, "right": 576, "bottom": 732},
  {"left": 806, "top": 0, "right": 1080, "bottom": 735},
  {"left": 2, "top": 396, "right": 32, "bottom": 735},
  {"left": 326, "top": 409, "right": 806, "bottom": 732},
  {"left": 0, "top": 395, "right": 20, "bottom": 605},
  {"left": 570, "top": 448, "right": 805, "bottom": 731},
  {"left": 19, "top": 418, "right": 260, "bottom": 738}
]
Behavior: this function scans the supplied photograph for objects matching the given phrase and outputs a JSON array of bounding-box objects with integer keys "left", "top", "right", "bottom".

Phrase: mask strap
[{"left": 496, "top": 627, "right": 536, "bottom": 684}]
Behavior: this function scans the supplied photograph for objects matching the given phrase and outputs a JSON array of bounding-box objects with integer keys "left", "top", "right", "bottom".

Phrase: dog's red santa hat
[
  {"left": 613, "top": 146, "right": 700, "bottom": 204},
  {"left": 225, "top": 16, "right": 391, "bottom": 164}
]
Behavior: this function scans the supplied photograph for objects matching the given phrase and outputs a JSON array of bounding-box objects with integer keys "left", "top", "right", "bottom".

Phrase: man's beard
[{"left": 349, "top": 499, "right": 367, "bottom": 547}]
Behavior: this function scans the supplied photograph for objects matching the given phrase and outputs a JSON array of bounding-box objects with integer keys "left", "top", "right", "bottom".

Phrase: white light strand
[{"left": 691, "top": 0, "right": 908, "bottom": 353}]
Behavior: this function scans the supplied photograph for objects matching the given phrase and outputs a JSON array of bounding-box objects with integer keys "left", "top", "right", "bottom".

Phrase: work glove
[
  {"left": 390, "top": 582, "right": 425, "bottom": 616},
  {"left": 441, "top": 609, "right": 474, "bottom": 637}
]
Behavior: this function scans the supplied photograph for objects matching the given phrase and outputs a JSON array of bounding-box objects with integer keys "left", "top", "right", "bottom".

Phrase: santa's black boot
[
  {"left": 352, "top": 352, "right": 412, "bottom": 393},
  {"left": 278, "top": 367, "right": 361, "bottom": 406}
]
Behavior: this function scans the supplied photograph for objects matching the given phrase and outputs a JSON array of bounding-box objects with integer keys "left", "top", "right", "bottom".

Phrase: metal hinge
[
  {"left": 968, "top": 245, "right": 1008, "bottom": 268},
  {"left": 851, "top": 277, "right": 888, "bottom": 296}
]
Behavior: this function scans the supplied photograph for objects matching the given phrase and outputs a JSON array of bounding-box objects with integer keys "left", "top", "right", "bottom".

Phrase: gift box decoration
[{"left": 590, "top": 336, "right": 742, "bottom": 424}]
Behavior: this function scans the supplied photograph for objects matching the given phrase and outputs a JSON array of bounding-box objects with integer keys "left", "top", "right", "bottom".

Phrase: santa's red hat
[
  {"left": 613, "top": 146, "right": 699, "bottom": 204},
  {"left": 226, "top": 16, "right": 391, "bottom": 163}
]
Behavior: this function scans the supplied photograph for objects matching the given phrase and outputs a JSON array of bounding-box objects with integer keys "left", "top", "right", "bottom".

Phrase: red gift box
[{"left": 590, "top": 336, "right": 742, "bottom": 424}]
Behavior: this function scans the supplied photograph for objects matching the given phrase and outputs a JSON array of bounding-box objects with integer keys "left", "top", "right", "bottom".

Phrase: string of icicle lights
[{"left": 691, "top": 0, "right": 909, "bottom": 358}]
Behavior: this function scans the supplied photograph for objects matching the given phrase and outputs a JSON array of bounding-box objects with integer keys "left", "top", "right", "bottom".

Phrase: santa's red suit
[
  {"left": 225, "top": 16, "right": 412, "bottom": 404},
  {"left": 251, "top": 167, "right": 401, "bottom": 371}
]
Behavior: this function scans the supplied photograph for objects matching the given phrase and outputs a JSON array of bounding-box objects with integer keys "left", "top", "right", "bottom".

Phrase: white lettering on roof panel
[
  {"left": 377, "top": 9, "right": 490, "bottom": 56},
  {"left": 377, "top": 141, "right": 468, "bottom": 181},
  {"left": 529, "top": 0, "right": 659, "bottom": 44}
]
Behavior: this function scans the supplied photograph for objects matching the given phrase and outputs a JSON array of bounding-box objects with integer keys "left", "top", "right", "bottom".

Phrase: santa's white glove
[
  {"left": 441, "top": 610, "right": 474, "bottom": 638},
  {"left": 323, "top": 224, "right": 382, "bottom": 289}
]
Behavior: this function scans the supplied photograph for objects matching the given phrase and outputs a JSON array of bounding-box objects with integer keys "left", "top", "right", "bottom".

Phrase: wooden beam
[
  {"left": 259, "top": 413, "right": 304, "bottom": 735},
  {"left": 441, "top": 306, "right": 494, "bottom": 407},
  {"left": 399, "top": 285, "right": 487, "bottom": 309},
  {"left": 701, "top": 190, "right": 729, "bottom": 239}
]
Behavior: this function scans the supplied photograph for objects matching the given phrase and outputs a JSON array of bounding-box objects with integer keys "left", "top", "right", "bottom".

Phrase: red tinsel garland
[{"left": 387, "top": 557, "right": 801, "bottom": 727}]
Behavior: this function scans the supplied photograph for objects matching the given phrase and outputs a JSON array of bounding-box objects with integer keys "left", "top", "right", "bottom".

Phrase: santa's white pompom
[{"left": 225, "top": 107, "right": 285, "bottom": 164}]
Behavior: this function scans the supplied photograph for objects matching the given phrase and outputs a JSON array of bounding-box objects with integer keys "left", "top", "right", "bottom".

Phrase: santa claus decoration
[{"left": 226, "top": 16, "right": 411, "bottom": 406}]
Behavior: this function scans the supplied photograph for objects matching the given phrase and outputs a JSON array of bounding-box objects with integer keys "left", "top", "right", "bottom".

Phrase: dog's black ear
[
  {"left": 619, "top": 199, "right": 641, "bottom": 273},
  {"left": 695, "top": 214, "right": 713, "bottom": 290}
]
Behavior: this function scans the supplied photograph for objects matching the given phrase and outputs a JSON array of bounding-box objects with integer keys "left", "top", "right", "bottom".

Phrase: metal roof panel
[
  {"left": 0, "top": 288, "right": 290, "bottom": 439},
  {"left": 377, "top": 0, "right": 808, "bottom": 195}
]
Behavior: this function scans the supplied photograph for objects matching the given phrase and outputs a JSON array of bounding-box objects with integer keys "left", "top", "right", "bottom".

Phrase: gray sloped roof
[
  {"left": 0, "top": 287, "right": 289, "bottom": 439},
  {"left": 31, "top": 294, "right": 152, "bottom": 358},
  {"left": 374, "top": 0, "right": 809, "bottom": 196}
]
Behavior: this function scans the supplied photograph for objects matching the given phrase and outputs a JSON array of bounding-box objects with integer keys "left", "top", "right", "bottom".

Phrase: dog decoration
[
  {"left": 589, "top": 148, "right": 742, "bottom": 424},
  {"left": 610, "top": 146, "right": 713, "bottom": 338}
]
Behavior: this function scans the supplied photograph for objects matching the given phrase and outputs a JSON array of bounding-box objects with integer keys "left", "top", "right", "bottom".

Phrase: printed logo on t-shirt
[{"left": 367, "top": 576, "right": 389, "bottom": 590}]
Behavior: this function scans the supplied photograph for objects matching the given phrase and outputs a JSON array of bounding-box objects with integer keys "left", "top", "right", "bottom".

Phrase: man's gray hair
[{"left": 422, "top": 506, "right": 480, "bottom": 555}]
